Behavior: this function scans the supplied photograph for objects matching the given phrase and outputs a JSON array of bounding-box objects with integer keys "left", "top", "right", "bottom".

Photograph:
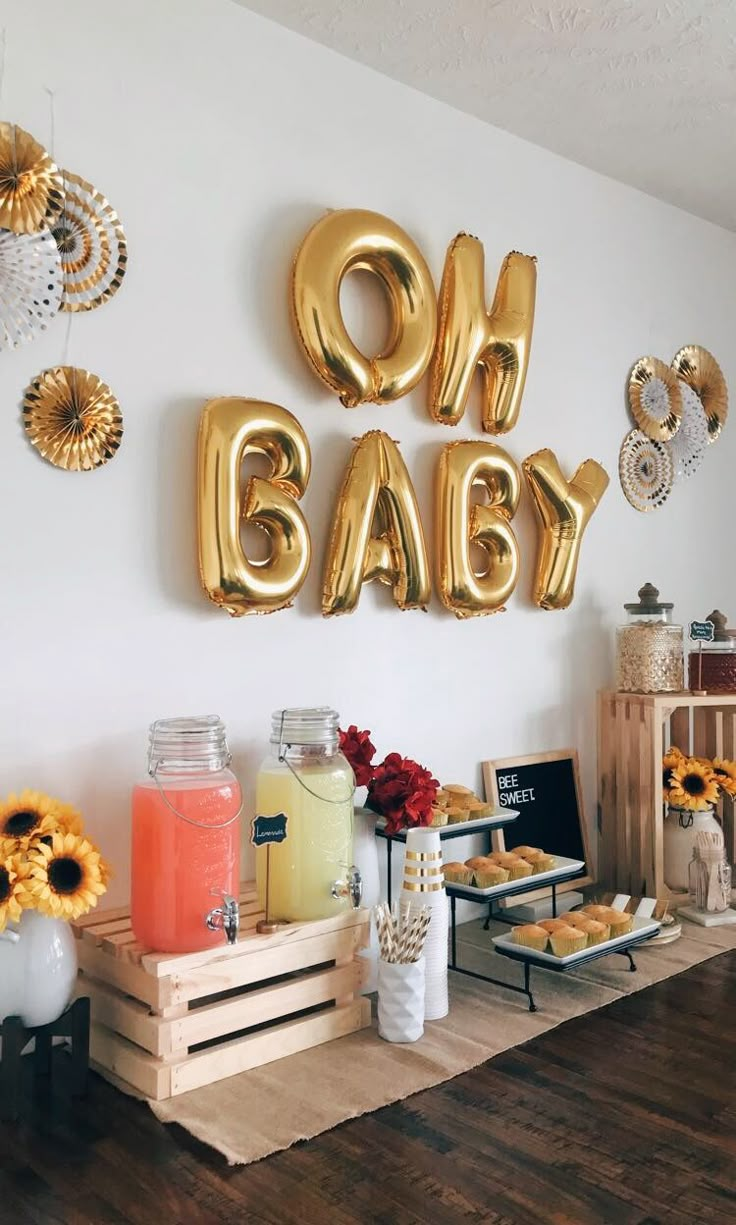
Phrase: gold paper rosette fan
[
  {"left": 23, "top": 366, "right": 123, "bottom": 471},
  {"left": 665, "top": 382, "right": 709, "bottom": 482},
  {"left": 671, "top": 345, "right": 728, "bottom": 443},
  {"left": 0, "top": 227, "right": 62, "bottom": 348},
  {"left": 52, "top": 171, "right": 127, "bottom": 311},
  {"left": 619, "top": 428, "right": 673, "bottom": 512},
  {"left": 0, "top": 123, "right": 63, "bottom": 234},
  {"left": 627, "top": 356, "right": 682, "bottom": 442}
]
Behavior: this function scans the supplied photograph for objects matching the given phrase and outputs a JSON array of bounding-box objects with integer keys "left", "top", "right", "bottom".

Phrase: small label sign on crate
[
  {"left": 251, "top": 813, "right": 288, "bottom": 846},
  {"left": 689, "top": 620, "right": 715, "bottom": 642}
]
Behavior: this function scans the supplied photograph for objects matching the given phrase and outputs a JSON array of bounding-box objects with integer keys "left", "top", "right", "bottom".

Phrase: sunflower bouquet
[
  {"left": 663, "top": 747, "right": 736, "bottom": 811},
  {"left": 0, "top": 789, "right": 109, "bottom": 932}
]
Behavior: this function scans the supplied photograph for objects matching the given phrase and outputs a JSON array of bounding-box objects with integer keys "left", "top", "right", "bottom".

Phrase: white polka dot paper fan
[
  {"left": 666, "top": 384, "right": 709, "bottom": 482},
  {"left": 0, "top": 226, "right": 62, "bottom": 349},
  {"left": 619, "top": 428, "right": 673, "bottom": 512}
]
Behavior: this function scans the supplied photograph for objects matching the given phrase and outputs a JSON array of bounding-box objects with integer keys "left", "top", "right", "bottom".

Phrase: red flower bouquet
[
  {"left": 366, "top": 752, "right": 439, "bottom": 835},
  {"left": 339, "top": 725, "right": 376, "bottom": 788}
]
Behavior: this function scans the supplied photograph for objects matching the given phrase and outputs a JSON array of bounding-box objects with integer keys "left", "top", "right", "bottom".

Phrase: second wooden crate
[{"left": 73, "top": 891, "right": 371, "bottom": 1100}]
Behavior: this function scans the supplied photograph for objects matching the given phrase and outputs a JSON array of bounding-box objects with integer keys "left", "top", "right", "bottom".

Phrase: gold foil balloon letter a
[
  {"left": 430, "top": 236, "right": 536, "bottom": 433},
  {"left": 523, "top": 449, "right": 609, "bottom": 611},
  {"left": 436, "top": 442, "right": 521, "bottom": 618},
  {"left": 198, "top": 399, "right": 311, "bottom": 616},
  {"left": 322, "top": 431, "right": 431, "bottom": 616},
  {"left": 292, "top": 209, "right": 437, "bottom": 407}
]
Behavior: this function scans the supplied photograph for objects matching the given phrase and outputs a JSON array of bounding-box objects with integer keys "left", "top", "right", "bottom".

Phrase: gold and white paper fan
[
  {"left": 0, "top": 227, "right": 62, "bottom": 349},
  {"left": 619, "top": 428, "right": 673, "bottom": 512},
  {"left": 51, "top": 171, "right": 127, "bottom": 311},
  {"left": 671, "top": 345, "right": 728, "bottom": 443},
  {"left": 627, "top": 356, "right": 682, "bottom": 442},
  {"left": 0, "top": 123, "right": 63, "bottom": 233},
  {"left": 666, "top": 383, "right": 709, "bottom": 482},
  {"left": 23, "top": 366, "right": 123, "bottom": 471}
]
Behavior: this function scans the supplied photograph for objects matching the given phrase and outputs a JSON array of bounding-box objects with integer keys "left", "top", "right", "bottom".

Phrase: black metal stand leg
[
  {"left": 386, "top": 839, "right": 392, "bottom": 909},
  {"left": 70, "top": 997, "right": 90, "bottom": 1097},
  {"left": 551, "top": 884, "right": 558, "bottom": 918},
  {"left": 1, "top": 1016, "right": 26, "bottom": 1122},
  {"left": 622, "top": 949, "right": 637, "bottom": 973},
  {"left": 34, "top": 1028, "right": 52, "bottom": 1078},
  {"left": 483, "top": 900, "right": 493, "bottom": 931},
  {"left": 524, "top": 962, "right": 537, "bottom": 1012},
  {"left": 450, "top": 895, "right": 457, "bottom": 968}
]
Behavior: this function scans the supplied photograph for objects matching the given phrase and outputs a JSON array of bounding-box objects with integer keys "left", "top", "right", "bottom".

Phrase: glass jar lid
[
  {"left": 704, "top": 610, "right": 735, "bottom": 649},
  {"left": 270, "top": 707, "right": 339, "bottom": 752},
  {"left": 148, "top": 715, "right": 231, "bottom": 773},
  {"left": 623, "top": 582, "right": 673, "bottom": 615}
]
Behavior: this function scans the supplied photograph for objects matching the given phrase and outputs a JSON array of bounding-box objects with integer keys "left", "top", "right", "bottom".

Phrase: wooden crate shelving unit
[
  {"left": 598, "top": 691, "right": 736, "bottom": 898},
  {"left": 72, "top": 884, "right": 371, "bottom": 1101}
]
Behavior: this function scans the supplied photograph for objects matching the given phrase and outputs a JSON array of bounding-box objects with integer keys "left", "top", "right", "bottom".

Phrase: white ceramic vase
[
  {"left": 400, "top": 827, "right": 448, "bottom": 1021},
  {"left": 663, "top": 805, "right": 722, "bottom": 892},
  {"left": 353, "top": 806, "right": 381, "bottom": 992},
  {"left": 377, "top": 956, "right": 425, "bottom": 1042},
  {"left": 0, "top": 909, "right": 78, "bottom": 1027}
]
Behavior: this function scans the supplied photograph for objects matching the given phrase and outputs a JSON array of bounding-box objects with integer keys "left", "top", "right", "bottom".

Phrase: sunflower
[
  {"left": 25, "top": 831, "right": 107, "bottom": 920},
  {"left": 711, "top": 758, "right": 736, "bottom": 798},
  {"left": 667, "top": 758, "right": 720, "bottom": 811},
  {"left": 0, "top": 853, "right": 30, "bottom": 931},
  {"left": 52, "top": 800, "right": 84, "bottom": 837},
  {"left": 663, "top": 747, "right": 684, "bottom": 796},
  {"left": 0, "top": 789, "right": 59, "bottom": 852}
]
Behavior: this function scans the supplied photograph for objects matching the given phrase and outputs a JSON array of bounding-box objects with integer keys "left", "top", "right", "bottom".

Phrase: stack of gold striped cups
[{"left": 400, "top": 827, "right": 449, "bottom": 1020}]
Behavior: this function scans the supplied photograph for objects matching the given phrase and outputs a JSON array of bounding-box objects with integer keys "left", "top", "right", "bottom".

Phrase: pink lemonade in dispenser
[{"left": 131, "top": 716, "right": 241, "bottom": 953}]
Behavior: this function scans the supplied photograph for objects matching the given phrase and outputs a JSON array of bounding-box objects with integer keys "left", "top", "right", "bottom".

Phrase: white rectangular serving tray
[
  {"left": 376, "top": 809, "right": 519, "bottom": 837},
  {"left": 492, "top": 915, "right": 661, "bottom": 967},
  {"left": 448, "top": 855, "right": 585, "bottom": 897}
]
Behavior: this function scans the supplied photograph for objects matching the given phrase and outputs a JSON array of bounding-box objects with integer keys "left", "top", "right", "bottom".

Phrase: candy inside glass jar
[{"left": 615, "top": 582, "right": 684, "bottom": 694}]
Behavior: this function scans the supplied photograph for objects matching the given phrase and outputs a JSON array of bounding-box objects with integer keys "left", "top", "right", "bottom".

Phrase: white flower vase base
[
  {"left": 0, "top": 909, "right": 78, "bottom": 1027},
  {"left": 663, "top": 806, "right": 722, "bottom": 893},
  {"left": 353, "top": 807, "right": 381, "bottom": 993},
  {"left": 377, "top": 956, "right": 425, "bottom": 1042},
  {"left": 400, "top": 827, "right": 449, "bottom": 1021}
]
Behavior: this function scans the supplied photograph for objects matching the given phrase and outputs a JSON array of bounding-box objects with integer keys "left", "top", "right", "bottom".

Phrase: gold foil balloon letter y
[{"left": 197, "top": 398, "right": 311, "bottom": 616}]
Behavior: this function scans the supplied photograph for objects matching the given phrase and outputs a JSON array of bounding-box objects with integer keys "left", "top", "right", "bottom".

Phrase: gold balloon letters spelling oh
[{"left": 197, "top": 208, "right": 608, "bottom": 617}]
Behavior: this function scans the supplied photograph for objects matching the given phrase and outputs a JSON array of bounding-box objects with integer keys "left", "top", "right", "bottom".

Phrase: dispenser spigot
[{"left": 206, "top": 894, "right": 240, "bottom": 944}]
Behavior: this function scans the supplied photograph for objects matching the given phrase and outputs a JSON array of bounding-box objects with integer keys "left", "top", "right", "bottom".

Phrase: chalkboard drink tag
[
  {"left": 689, "top": 620, "right": 715, "bottom": 643},
  {"left": 251, "top": 813, "right": 288, "bottom": 847}
]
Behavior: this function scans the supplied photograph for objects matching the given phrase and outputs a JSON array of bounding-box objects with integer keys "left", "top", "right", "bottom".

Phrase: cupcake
[
  {"left": 604, "top": 908, "right": 633, "bottom": 938},
  {"left": 579, "top": 918, "right": 610, "bottom": 946},
  {"left": 560, "top": 912, "right": 591, "bottom": 929},
  {"left": 443, "top": 861, "right": 473, "bottom": 886},
  {"left": 465, "top": 856, "right": 490, "bottom": 871},
  {"left": 538, "top": 918, "right": 570, "bottom": 934},
  {"left": 524, "top": 852, "right": 556, "bottom": 875},
  {"left": 494, "top": 854, "right": 533, "bottom": 880},
  {"left": 466, "top": 799, "right": 492, "bottom": 817},
  {"left": 444, "top": 784, "right": 473, "bottom": 798},
  {"left": 510, "top": 846, "right": 541, "bottom": 858},
  {"left": 472, "top": 860, "right": 510, "bottom": 888},
  {"left": 429, "top": 807, "right": 449, "bottom": 827},
  {"left": 434, "top": 789, "right": 450, "bottom": 807},
  {"left": 512, "top": 924, "right": 549, "bottom": 952},
  {"left": 446, "top": 806, "right": 468, "bottom": 824},
  {"left": 549, "top": 925, "right": 587, "bottom": 956},
  {"left": 581, "top": 904, "right": 611, "bottom": 922}
]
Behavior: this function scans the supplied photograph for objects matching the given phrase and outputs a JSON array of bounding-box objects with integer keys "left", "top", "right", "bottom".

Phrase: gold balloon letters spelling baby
[{"left": 197, "top": 209, "right": 608, "bottom": 618}]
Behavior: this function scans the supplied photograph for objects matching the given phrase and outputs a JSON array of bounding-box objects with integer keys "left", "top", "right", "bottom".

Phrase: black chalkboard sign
[
  {"left": 251, "top": 813, "right": 288, "bottom": 847},
  {"left": 483, "top": 750, "right": 592, "bottom": 892}
]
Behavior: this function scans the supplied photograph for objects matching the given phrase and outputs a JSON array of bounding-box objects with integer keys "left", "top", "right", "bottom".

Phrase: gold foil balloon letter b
[
  {"left": 322, "top": 430, "right": 431, "bottom": 616},
  {"left": 436, "top": 441, "right": 521, "bottom": 617},
  {"left": 523, "top": 449, "right": 609, "bottom": 611},
  {"left": 292, "top": 209, "right": 437, "bottom": 407},
  {"left": 198, "top": 398, "right": 311, "bottom": 616},
  {"left": 430, "top": 235, "right": 536, "bottom": 433}
]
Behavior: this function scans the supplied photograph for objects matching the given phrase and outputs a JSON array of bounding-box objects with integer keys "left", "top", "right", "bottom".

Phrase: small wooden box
[
  {"left": 598, "top": 691, "right": 736, "bottom": 897},
  {"left": 72, "top": 886, "right": 372, "bottom": 1101}
]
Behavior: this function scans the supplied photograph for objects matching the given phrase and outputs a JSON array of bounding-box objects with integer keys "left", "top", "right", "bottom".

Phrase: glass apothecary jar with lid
[
  {"left": 688, "top": 611, "right": 736, "bottom": 694},
  {"left": 255, "top": 708, "right": 360, "bottom": 923},
  {"left": 615, "top": 582, "right": 684, "bottom": 694}
]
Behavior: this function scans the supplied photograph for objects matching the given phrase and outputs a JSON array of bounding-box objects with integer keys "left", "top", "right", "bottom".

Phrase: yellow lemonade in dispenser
[{"left": 255, "top": 709, "right": 359, "bottom": 923}]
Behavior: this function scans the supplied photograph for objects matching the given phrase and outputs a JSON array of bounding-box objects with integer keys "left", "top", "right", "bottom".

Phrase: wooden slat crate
[
  {"left": 598, "top": 691, "right": 736, "bottom": 897},
  {"left": 72, "top": 887, "right": 372, "bottom": 1100}
]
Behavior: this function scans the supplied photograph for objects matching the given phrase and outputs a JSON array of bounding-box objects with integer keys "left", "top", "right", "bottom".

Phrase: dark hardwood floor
[{"left": 1, "top": 952, "right": 734, "bottom": 1225}]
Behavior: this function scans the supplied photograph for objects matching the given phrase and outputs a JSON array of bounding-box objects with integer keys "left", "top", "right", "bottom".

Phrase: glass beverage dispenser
[
  {"left": 131, "top": 716, "right": 242, "bottom": 953},
  {"left": 255, "top": 708, "right": 361, "bottom": 922}
]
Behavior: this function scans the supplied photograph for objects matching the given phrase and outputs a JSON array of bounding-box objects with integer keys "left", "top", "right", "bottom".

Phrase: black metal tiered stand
[{"left": 0, "top": 997, "right": 90, "bottom": 1122}]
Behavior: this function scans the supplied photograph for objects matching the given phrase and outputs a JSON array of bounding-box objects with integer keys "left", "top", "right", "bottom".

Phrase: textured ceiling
[{"left": 234, "top": 0, "right": 736, "bottom": 231}]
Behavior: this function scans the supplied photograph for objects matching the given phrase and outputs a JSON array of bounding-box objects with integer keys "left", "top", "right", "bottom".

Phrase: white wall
[{"left": 1, "top": 0, "right": 735, "bottom": 905}]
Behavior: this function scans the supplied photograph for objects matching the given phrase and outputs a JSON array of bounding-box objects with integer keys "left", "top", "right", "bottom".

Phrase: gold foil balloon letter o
[
  {"left": 322, "top": 430, "right": 431, "bottom": 616},
  {"left": 436, "top": 441, "right": 521, "bottom": 618},
  {"left": 430, "top": 235, "right": 536, "bottom": 433},
  {"left": 198, "top": 398, "right": 311, "bottom": 616},
  {"left": 523, "top": 449, "right": 609, "bottom": 611},
  {"left": 291, "top": 209, "right": 437, "bottom": 407}
]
